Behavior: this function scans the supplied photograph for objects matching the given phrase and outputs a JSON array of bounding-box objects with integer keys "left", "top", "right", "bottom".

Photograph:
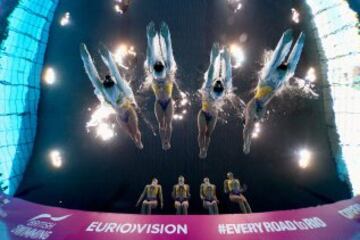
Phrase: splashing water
[
  {"left": 113, "top": 44, "right": 137, "bottom": 70},
  {"left": 173, "top": 88, "right": 191, "bottom": 122}
]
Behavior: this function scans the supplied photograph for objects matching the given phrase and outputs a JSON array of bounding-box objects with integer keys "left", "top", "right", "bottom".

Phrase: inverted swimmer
[
  {"left": 198, "top": 43, "right": 233, "bottom": 159},
  {"left": 144, "top": 21, "right": 177, "bottom": 151},
  {"left": 136, "top": 178, "right": 164, "bottom": 215},
  {"left": 243, "top": 29, "right": 305, "bottom": 154},
  {"left": 80, "top": 43, "right": 143, "bottom": 149}
]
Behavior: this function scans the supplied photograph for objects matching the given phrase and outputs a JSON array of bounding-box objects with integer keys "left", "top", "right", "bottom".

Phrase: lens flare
[
  {"left": 173, "top": 90, "right": 190, "bottom": 121},
  {"left": 252, "top": 122, "right": 261, "bottom": 139},
  {"left": 113, "top": 44, "right": 137, "bottom": 69},
  {"left": 306, "top": 67, "right": 317, "bottom": 83},
  {"left": 230, "top": 44, "right": 245, "bottom": 69},
  {"left": 86, "top": 104, "right": 116, "bottom": 141},
  {"left": 60, "top": 12, "right": 70, "bottom": 26},
  {"left": 49, "top": 150, "right": 62, "bottom": 168},
  {"left": 291, "top": 8, "right": 300, "bottom": 24},
  {"left": 298, "top": 149, "right": 312, "bottom": 169},
  {"left": 43, "top": 67, "right": 56, "bottom": 85}
]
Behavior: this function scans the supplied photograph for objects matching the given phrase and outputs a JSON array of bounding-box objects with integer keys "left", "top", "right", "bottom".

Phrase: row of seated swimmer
[
  {"left": 136, "top": 172, "right": 252, "bottom": 215},
  {"left": 81, "top": 22, "right": 306, "bottom": 159}
]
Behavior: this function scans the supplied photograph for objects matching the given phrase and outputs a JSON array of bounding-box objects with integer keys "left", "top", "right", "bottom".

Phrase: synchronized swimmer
[
  {"left": 80, "top": 43, "right": 143, "bottom": 149},
  {"left": 243, "top": 29, "right": 305, "bottom": 154},
  {"left": 198, "top": 43, "right": 233, "bottom": 159},
  {"left": 80, "top": 22, "right": 315, "bottom": 157},
  {"left": 144, "top": 21, "right": 177, "bottom": 151}
]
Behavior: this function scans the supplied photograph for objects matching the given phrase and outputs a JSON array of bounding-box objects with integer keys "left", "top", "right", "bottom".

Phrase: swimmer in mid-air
[
  {"left": 243, "top": 29, "right": 305, "bottom": 154},
  {"left": 136, "top": 178, "right": 164, "bottom": 215},
  {"left": 200, "top": 177, "right": 219, "bottom": 214},
  {"left": 198, "top": 43, "right": 233, "bottom": 159},
  {"left": 172, "top": 176, "right": 191, "bottom": 215},
  {"left": 224, "top": 172, "right": 252, "bottom": 213},
  {"left": 144, "top": 21, "right": 177, "bottom": 151},
  {"left": 80, "top": 43, "right": 143, "bottom": 149}
]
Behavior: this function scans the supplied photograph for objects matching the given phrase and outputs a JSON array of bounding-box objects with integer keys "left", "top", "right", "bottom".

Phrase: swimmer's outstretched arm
[
  {"left": 160, "top": 22, "right": 177, "bottom": 72},
  {"left": 263, "top": 29, "right": 293, "bottom": 78},
  {"left": 223, "top": 47, "right": 233, "bottom": 91},
  {"left": 99, "top": 44, "right": 133, "bottom": 97},
  {"left": 203, "top": 43, "right": 220, "bottom": 90},
  {"left": 287, "top": 32, "right": 305, "bottom": 77},
  {"left": 80, "top": 43, "right": 106, "bottom": 98},
  {"left": 146, "top": 21, "right": 157, "bottom": 68}
]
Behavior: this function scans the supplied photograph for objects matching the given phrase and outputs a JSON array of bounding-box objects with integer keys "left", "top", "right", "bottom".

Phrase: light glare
[
  {"left": 298, "top": 149, "right": 311, "bottom": 169},
  {"left": 43, "top": 67, "right": 56, "bottom": 85},
  {"left": 49, "top": 150, "right": 62, "bottom": 168}
]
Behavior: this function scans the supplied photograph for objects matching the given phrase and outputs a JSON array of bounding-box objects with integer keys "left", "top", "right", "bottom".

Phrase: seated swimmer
[
  {"left": 224, "top": 172, "right": 252, "bottom": 213},
  {"left": 200, "top": 177, "right": 219, "bottom": 215},
  {"left": 136, "top": 178, "right": 164, "bottom": 215},
  {"left": 172, "top": 176, "right": 191, "bottom": 215}
]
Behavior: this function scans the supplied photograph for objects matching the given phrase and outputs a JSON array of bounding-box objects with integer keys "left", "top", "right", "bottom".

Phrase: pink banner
[{"left": 0, "top": 194, "right": 359, "bottom": 240}]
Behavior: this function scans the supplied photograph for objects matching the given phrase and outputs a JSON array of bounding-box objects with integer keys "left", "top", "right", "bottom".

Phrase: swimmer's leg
[
  {"left": 244, "top": 200, "right": 252, "bottom": 213},
  {"left": 287, "top": 32, "right": 305, "bottom": 77},
  {"left": 243, "top": 99, "right": 256, "bottom": 154},
  {"left": 154, "top": 100, "right": 166, "bottom": 149},
  {"left": 175, "top": 201, "right": 181, "bottom": 215},
  {"left": 204, "top": 112, "right": 218, "bottom": 153},
  {"left": 238, "top": 199, "right": 247, "bottom": 213},
  {"left": 141, "top": 201, "right": 148, "bottom": 214},
  {"left": 197, "top": 110, "right": 208, "bottom": 158},
  {"left": 182, "top": 201, "right": 189, "bottom": 215},
  {"left": 213, "top": 202, "right": 219, "bottom": 214},
  {"left": 117, "top": 109, "right": 143, "bottom": 150},
  {"left": 163, "top": 99, "right": 174, "bottom": 150},
  {"left": 127, "top": 107, "right": 144, "bottom": 149}
]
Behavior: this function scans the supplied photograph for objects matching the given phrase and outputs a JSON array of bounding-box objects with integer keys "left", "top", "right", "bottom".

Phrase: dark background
[{"left": 17, "top": 0, "right": 352, "bottom": 214}]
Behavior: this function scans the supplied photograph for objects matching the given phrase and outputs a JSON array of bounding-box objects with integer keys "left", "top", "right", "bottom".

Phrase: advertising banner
[{"left": 0, "top": 194, "right": 359, "bottom": 240}]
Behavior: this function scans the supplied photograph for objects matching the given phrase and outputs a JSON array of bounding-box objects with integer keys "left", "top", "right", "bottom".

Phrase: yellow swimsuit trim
[
  {"left": 120, "top": 98, "right": 133, "bottom": 110},
  {"left": 255, "top": 85, "right": 273, "bottom": 100},
  {"left": 152, "top": 81, "right": 174, "bottom": 98}
]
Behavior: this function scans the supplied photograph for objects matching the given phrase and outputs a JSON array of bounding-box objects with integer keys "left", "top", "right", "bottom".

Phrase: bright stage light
[
  {"left": 291, "top": 8, "right": 300, "bottom": 24},
  {"left": 43, "top": 67, "right": 56, "bottom": 85},
  {"left": 113, "top": 44, "right": 137, "bottom": 69},
  {"left": 298, "top": 149, "right": 311, "bottom": 169},
  {"left": 60, "top": 12, "right": 70, "bottom": 26},
  {"left": 230, "top": 44, "right": 245, "bottom": 68},
  {"left": 86, "top": 103, "right": 116, "bottom": 141},
  {"left": 49, "top": 150, "right": 62, "bottom": 168}
]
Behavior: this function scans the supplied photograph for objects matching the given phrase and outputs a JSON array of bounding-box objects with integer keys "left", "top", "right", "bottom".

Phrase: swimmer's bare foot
[
  {"left": 199, "top": 148, "right": 207, "bottom": 159},
  {"left": 162, "top": 142, "right": 171, "bottom": 151}
]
